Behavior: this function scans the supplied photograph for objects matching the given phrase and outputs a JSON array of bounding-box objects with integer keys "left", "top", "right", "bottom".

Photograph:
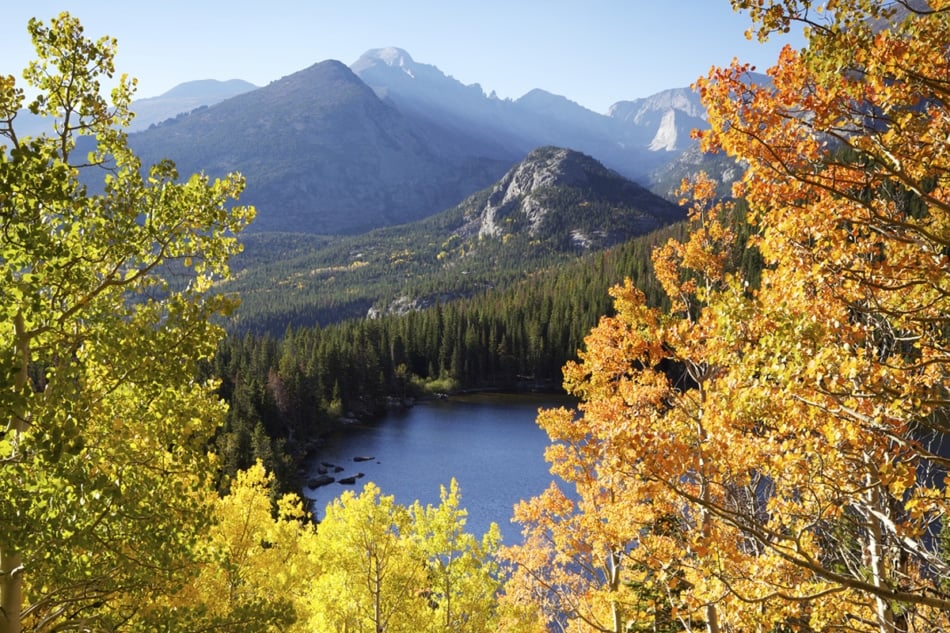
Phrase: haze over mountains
[
  {"left": 129, "top": 78, "right": 258, "bottom": 130},
  {"left": 354, "top": 47, "right": 707, "bottom": 161},
  {"left": 121, "top": 47, "right": 717, "bottom": 235}
]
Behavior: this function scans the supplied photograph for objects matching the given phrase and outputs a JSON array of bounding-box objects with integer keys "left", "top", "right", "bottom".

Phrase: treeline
[
  {"left": 210, "top": 204, "right": 759, "bottom": 494},
  {"left": 222, "top": 153, "right": 685, "bottom": 335}
]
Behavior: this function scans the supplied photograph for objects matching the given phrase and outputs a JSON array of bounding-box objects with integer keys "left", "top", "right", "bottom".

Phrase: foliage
[
  {"left": 505, "top": 2, "right": 950, "bottom": 633},
  {"left": 155, "top": 465, "right": 503, "bottom": 633},
  {"left": 16, "top": 4, "right": 950, "bottom": 632},
  {"left": 306, "top": 480, "right": 502, "bottom": 633},
  {"left": 146, "top": 462, "right": 313, "bottom": 632},
  {"left": 0, "top": 13, "right": 252, "bottom": 633}
]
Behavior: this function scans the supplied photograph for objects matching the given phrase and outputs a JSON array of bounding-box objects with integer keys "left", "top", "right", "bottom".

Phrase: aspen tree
[{"left": 0, "top": 14, "right": 252, "bottom": 633}]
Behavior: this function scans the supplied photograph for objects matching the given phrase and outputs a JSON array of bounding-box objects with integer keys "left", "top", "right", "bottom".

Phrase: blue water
[{"left": 303, "top": 392, "right": 574, "bottom": 544}]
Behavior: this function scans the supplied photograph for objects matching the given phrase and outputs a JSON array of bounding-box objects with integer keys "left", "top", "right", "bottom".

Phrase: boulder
[
  {"left": 338, "top": 472, "right": 365, "bottom": 485},
  {"left": 307, "top": 475, "right": 335, "bottom": 488}
]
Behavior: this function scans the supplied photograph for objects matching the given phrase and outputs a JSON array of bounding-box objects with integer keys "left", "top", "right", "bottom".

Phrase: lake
[{"left": 302, "top": 392, "right": 575, "bottom": 544}]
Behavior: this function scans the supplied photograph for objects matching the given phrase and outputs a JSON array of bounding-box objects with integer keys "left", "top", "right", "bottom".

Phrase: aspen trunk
[
  {"left": 372, "top": 549, "right": 383, "bottom": 633},
  {"left": 865, "top": 463, "right": 899, "bottom": 633},
  {"left": 0, "top": 547, "right": 23, "bottom": 633},
  {"left": 2, "top": 313, "right": 29, "bottom": 633},
  {"left": 701, "top": 513, "right": 721, "bottom": 633},
  {"left": 695, "top": 378, "right": 721, "bottom": 633},
  {"left": 607, "top": 550, "right": 623, "bottom": 633}
]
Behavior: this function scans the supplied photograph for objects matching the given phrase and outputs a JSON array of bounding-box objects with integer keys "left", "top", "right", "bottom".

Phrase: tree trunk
[
  {"left": 694, "top": 377, "right": 721, "bottom": 633},
  {"left": 865, "top": 462, "right": 900, "bottom": 633},
  {"left": 607, "top": 549, "right": 623, "bottom": 633},
  {"left": 0, "top": 548, "right": 23, "bottom": 633},
  {"left": 2, "top": 313, "right": 30, "bottom": 633}
]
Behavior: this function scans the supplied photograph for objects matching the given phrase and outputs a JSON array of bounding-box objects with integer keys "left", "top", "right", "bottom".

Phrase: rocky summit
[{"left": 119, "top": 48, "right": 725, "bottom": 236}]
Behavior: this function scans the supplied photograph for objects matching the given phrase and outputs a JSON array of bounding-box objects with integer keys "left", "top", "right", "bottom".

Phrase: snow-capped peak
[{"left": 369, "top": 47, "right": 414, "bottom": 68}]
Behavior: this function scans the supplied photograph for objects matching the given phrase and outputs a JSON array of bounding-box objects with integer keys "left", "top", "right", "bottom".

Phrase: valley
[
  {"left": 135, "top": 50, "right": 729, "bottom": 493},
  {"left": 223, "top": 146, "right": 685, "bottom": 333}
]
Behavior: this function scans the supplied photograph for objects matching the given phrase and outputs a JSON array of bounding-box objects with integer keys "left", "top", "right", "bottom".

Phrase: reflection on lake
[{"left": 302, "top": 392, "right": 574, "bottom": 544}]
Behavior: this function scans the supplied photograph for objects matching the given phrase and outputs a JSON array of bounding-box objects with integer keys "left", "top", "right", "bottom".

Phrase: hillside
[
  {"left": 129, "top": 60, "right": 516, "bottom": 234},
  {"left": 223, "top": 146, "right": 684, "bottom": 333}
]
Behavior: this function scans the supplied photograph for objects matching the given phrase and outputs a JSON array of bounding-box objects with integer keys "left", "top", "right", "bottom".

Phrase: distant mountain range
[
  {"left": 19, "top": 47, "right": 737, "bottom": 235},
  {"left": 11, "top": 78, "right": 258, "bottom": 138},
  {"left": 351, "top": 47, "right": 708, "bottom": 180},
  {"left": 128, "top": 79, "right": 258, "bottom": 130}
]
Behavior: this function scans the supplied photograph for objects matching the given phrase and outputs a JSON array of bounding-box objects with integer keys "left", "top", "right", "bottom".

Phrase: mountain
[
  {"left": 649, "top": 145, "right": 745, "bottom": 200},
  {"left": 9, "top": 79, "right": 258, "bottom": 138},
  {"left": 121, "top": 49, "right": 731, "bottom": 237},
  {"left": 352, "top": 48, "right": 696, "bottom": 183},
  {"left": 456, "top": 146, "right": 683, "bottom": 247},
  {"left": 351, "top": 47, "right": 527, "bottom": 151},
  {"left": 128, "top": 60, "right": 516, "bottom": 234},
  {"left": 129, "top": 79, "right": 258, "bottom": 130},
  {"left": 224, "top": 146, "right": 685, "bottom": 332},
  {"left": 609, "top": 86, "right": 708, "bottom": 152}
]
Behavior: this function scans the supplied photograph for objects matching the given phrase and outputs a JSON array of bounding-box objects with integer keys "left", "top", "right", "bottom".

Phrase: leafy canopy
[
  {"left": 0, "top": 12, "right": 253, "bottom": 633},
  {"left": 507, "top": 2, "right": 950, "bottom": 632}
]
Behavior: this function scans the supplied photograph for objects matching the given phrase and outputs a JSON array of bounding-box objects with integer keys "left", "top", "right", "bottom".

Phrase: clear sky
[{"left": 2, "top": 1, "right": 803, "bottom": 114}]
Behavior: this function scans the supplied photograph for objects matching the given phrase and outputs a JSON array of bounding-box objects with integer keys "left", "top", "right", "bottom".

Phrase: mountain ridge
[
  {"left": 117, "top": 47, "right": 736, "bottom": 236},
  {"left": 224, "top": 146, "right": 684, "bottom": 332},
  {"left": 130, "top": 79, "right": 258, "bottom": 130},
  {"left": 128, "top": 60, "right": 515, "bottom": 234},
  {"left": 351, "top": 47, "right": 707, "bottom": 184}
]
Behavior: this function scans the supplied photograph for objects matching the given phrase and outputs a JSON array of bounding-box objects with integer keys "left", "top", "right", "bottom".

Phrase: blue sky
[{"left": 3, "top": 1, "right": 803, "bottom": 114}]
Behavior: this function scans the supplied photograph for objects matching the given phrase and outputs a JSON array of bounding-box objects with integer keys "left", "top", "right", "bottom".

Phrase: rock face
[
  {"left": 477, "top": 147, "right": 590, "bottom": 238},
  {"left": 608, "top": 87, "right": 708, "bottom": 152},
  {"left": 459, "top": 146, "right": 684, "bottom": 248}
]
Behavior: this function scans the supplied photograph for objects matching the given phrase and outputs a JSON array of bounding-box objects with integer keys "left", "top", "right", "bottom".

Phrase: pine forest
[{"left": 2, "top": 2, "right": 949, "bottom": 632}]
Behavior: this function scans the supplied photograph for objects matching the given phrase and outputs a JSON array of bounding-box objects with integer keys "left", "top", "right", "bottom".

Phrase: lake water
[{"left": 302, "top": 392, "right": 574, "bottom": 544}]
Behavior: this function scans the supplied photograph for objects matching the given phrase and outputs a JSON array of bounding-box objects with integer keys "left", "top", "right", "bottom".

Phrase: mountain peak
[
  {"left": 466, "top": 146, "right": 684, "bottom": 243},
  {"left": 517, "top": 88, "right": 566, "bottom": 104},
  {"left": 367, "top": 47, "right": 414, "bottom": 66},
  {"left": 293, "top": 59, "right": 361, "bottom": 81},
  {"left": 352, "top": 47, "right": 419, "bottom": 74},
  {"left": 265, "top": 59, "right": 381, "bottom": 105}
]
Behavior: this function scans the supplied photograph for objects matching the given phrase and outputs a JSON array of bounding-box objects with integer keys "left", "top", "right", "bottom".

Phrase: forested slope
[
  {"left": 7, "top": 2, "right": 950, "bottom": 631},
  {"left": 209, "top": 201, "right": 762, "bottom": 493},
  {"left": 222, "top": 146, "right": 685, "bottom": 334}
]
